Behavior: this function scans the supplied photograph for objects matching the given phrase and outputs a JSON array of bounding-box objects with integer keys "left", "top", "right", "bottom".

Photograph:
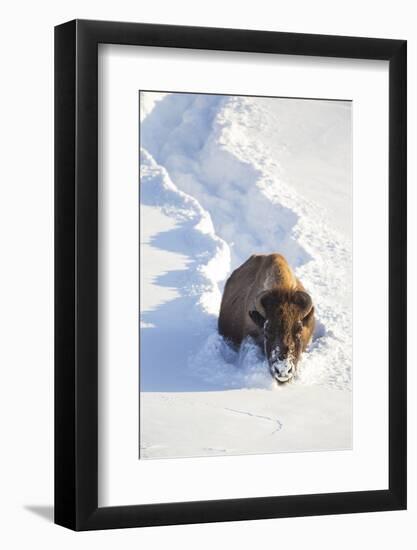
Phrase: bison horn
[
  {"left": 253, "top": 290, "right": 270, "bottom": 318},
  {"left": 293, "top": 290, "right": 313, "bottom": 317}
]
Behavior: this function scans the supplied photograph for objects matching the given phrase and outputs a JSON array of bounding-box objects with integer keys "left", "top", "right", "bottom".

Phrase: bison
[{"left": 218, "top": 253, "right": 315, "bottom": 383}]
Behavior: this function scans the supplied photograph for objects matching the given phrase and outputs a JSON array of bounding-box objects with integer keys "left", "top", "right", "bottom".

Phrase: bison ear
[
  {"left": 293, "top": 291, "right": 313, "bottom": 317},
  {"left": 249, "top": 310, "right": 266, "bottom": 328}
]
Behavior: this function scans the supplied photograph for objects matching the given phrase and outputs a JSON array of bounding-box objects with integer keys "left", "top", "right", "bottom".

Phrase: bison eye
[{"left": 249, "top": 310, "right": 266, "bottom": 328}]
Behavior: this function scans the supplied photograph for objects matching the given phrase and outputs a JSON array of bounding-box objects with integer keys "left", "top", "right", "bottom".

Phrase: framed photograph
[{"left": 55, "top": 19, "right": 407, "bottom": 530}]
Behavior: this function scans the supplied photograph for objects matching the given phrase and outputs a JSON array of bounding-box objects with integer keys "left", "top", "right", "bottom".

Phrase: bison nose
[{"left": 272, "top": 361, "right": 294, "bottom": 382}]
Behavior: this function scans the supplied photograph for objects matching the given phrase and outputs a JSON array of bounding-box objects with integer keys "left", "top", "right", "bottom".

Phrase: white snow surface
[{"left": 140, "top": 92, "right": 352, "bottom": 459}]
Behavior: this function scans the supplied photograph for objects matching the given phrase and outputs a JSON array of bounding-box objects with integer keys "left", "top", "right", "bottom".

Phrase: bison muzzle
[{"left": 218, "top": 253, "right": 315, "bottom": 383}]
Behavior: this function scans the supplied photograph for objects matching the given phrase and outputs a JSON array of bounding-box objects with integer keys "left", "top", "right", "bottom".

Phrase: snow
[
  {"left": 140, "top": 92, "right": 352, "bottom": 459},
  {"left": 141, "top": 387, "right": 351, "bottom": 459}
]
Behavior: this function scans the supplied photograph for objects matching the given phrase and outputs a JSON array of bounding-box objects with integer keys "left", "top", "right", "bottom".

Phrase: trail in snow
[
  {"left": 140, "top": 92, "right": 352, "bottom": 392},
  {"left": 224, "top": 407, "right": 283, "bottom": 434},
  {"left": 141, "top": 94, "right": 309, "bottom": 270}
]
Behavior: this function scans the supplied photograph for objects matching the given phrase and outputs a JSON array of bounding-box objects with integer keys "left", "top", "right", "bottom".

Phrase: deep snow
[{"left": 139, "top": 92, "right": 352, "bottom": 459}]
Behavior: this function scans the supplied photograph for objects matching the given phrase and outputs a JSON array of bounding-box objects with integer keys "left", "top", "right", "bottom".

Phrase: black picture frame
[{"left": 55, "top": 19, "right": 407, "bottom": 531}]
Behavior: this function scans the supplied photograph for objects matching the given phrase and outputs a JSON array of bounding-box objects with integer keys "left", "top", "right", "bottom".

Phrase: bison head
[{"left": 249, "top": 289, "right": 314, "bottom": 383}]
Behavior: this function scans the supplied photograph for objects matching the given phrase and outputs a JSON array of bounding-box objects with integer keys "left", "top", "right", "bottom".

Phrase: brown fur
[{"left": 218, "top": 253, "right": 315, "bottom": 377}]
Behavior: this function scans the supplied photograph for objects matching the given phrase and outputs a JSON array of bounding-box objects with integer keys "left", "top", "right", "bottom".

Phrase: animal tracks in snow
[{"left": 224, "top": 407, "right": 283, "bottom": 435}]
